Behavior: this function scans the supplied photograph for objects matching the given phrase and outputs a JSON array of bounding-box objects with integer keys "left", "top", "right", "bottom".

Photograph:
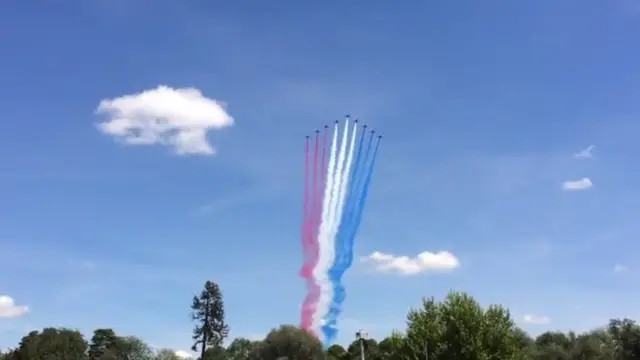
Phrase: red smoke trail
[
  {"left": 311, "top": 132, "right": 320, "bottom": 249},
  {"left": 316, "top": 127, "right": 328, "bottom": 243},
  {"left": 301, "top": 133, "right": 322, "bottom": 330},
  {"left": 302, "top": 133, "right": 320, "bottom": 271},
  {"left": 311, "top": 129, "right": 328, "bottom": 275},
  {"left": 312, "top": 129, "right": 327, "bottom": 250},
  {"left": 301, "top": 136, "right": 311, "bottom": 267},
  {"left": 320, "top": 126, "right": 328, "bottom": 223}
]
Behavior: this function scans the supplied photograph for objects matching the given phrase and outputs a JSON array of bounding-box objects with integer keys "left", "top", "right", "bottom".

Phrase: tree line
[{"left": 1, "top": 280, "right": 638, "bottom": 360}]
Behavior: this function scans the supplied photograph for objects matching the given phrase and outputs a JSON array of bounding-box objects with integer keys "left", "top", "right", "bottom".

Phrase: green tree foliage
[
  {"left": 533, "top": 331, "right": 574, "bottom": 360},
  {"left": 250, "top": 325, "right": 325, "bottom": 360},
  {"left": 0, "top": 349, "right": 19, "bottom": 360},
  {"left": 88, "top": 329, "right": 155, "bottom": 360},
  {"left": 89, "top": 328, "right": 118, "bottom": 360},
  {"left": 326, "top": 344, "right": 346, "bottom": 360},
  {"left": 377, "top": 331, "right": 407, "bottom": 360},
  {"left": 608, "top": 318, "right": 640, "bottom": 359},
  {"left": 191, "top": 280, "right": 230, "bottom": 360},
  {"left": 115, "top": 336, "right": 155, "bottom": 360},
  {"left": 226, "top": 338, "right": 259, "bottom": 360},
  {"left": 201, "top": 346, "right": 227, "bottom": 360},
  {"left": 346, "top": 338, "right": 379, "bottom": 360},
  {"left": 511, "top": 327, "right": 536, "bottom": 359},
  {"left": 405, "top": 291, "right": 518, "bottom": 360},
  {"left": 154, "top": 349, "right": 183, "bottom": 360},
  {"left": 13, "top": 327, "right": 88, "bottom": 360}
]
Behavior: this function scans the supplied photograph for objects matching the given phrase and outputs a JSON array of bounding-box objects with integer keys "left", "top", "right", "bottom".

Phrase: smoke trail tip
[
  {"left": 345, "top": 114, "right": 351, "bottom": 118},
  {"left": 315, "top": 129, "right": 320, "bottom": 133},
  {"left": 334, "top": 120, "right": 339, "bottom": 124},
  {"left": 324, "top": 124, "right": 329, "bottom": 128}
]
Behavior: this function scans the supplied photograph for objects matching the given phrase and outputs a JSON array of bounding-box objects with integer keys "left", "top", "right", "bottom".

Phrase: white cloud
[
  {"left": 613, "top": 264, "right": 628, "bottom": 273},
  {"left": 96, "top": 85, "right": 234, "bottom": 155},
  {"left": 523, "top": 314, "right": 551, "bottom": 325},
  {"left": 562, "top": 177, "right": 593, "bottom": 191},
  {"left": 174, "top": 350, "right": 194, "bottom": 358},
  {"left": 574, "top": 145, "right": 595, "bottom": 159},
  {"left": 0, "top": 295, "right": 29, "bottom": 318},
  {"left": 362, "top": 251, "right": 460, "bottom": 275},
  {"left": 244, "top": 333, "right": 265, "bottom": 341},
  {"left": 152, "top": 348, "right": 194, "bottom": 359}
]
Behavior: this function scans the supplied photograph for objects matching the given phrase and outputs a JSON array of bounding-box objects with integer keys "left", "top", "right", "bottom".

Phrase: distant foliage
[
  {"left": 250, "top": 325, "right": 324, "bottom": 360},
  {"left": 1, "top": 284, "right": 638, "bottom": 360}
]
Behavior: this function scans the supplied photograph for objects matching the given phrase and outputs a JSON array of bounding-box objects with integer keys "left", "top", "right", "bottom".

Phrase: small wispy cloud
[
  {"left": 0, "top": 296, "right": 29, "bottom": 318},
  {"left": 574, "top": 145, "right": 595, "bottom": 159},
  {"left": 613, "top": 264, "right": 628, "bottom": 274},
  {"left": 562, "top": 177, "right": 593, "bottom": 191},
  {"left": 96, "top": 85, "right": 234, "bottom": 155},
  {"left": 175, "top": 350, "right": 195, "bottom": 358},
  {"left": 243, "top": 333, "right": 265, "bottom": 341},
  {"left": 361, "top": 251, "right": 460, "bottom": 275},
  {"left": 523, "top": 314, "right": 551, "bottom": 325}
]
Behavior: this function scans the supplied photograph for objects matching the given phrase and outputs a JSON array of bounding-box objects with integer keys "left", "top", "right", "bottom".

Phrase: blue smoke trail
[
  {"left": 321, "top": 129, "right": 369, "bottom": 342},
  {"left": 346, "top": 137, "right": 381, "bottom": 265},
  {"left": 322, "top": 131, "right": 380, "bottom": 343},
  {"left": 335, "top": 128, "right": 368, "bottom": 264}
]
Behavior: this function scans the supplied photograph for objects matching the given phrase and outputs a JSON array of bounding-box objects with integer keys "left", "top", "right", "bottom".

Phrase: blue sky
[{"left": 2, "top": 0, "right": 640, "bottom": 354}]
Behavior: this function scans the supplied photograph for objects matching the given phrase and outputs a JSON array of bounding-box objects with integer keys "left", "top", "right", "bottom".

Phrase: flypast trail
[{"left": 299, "top": 115, "right": 382, "bottom": 346}]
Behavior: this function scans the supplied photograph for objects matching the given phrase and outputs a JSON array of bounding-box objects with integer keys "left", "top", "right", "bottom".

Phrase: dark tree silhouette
[{"left": 191, "top": 280, "right": 229, "bottom": 359}]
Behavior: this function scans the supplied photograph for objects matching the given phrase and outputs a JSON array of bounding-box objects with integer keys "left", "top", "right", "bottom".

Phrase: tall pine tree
[{"left": 191, "top": 280, "right": 229, "bottom": 359}]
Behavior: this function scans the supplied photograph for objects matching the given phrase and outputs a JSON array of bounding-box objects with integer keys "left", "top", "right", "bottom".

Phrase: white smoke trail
[
  {"left": 319, "top": 121, "right": 358, "bottom": 332},
  {"left": 313, "top": 119, "right": 351, "bottom": 330},
  {"left": 316, "top": 120, "right": 357, "bottom": 335},
  {"left": 311, "top": 122, "right": 339, "bottom": 331},
  {"left": 315, "top": 119, "right": 351, "bottom": 329},
  {"left": 326, "top": 120, "right": 351, "bottom": 250},
  {"left": 329, "top": 121, "right": 358, "bottom": 253}
]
